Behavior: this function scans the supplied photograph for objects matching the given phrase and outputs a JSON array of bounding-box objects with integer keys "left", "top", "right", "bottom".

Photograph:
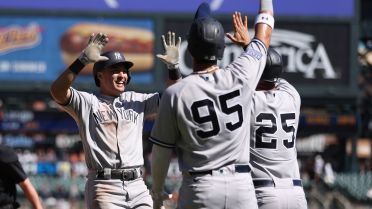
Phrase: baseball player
[
  {"left": 149, "top": 1, "right": 274, "bottom": 209},
  {"left": 228, "top": 11, "right": 307, "bottom": 208},
  {"left": 49, "top": 31, "right": 181, "bottom": 209},
  {"left": 249, "top": 48, "right": 307, "bottom": 209},
  {"left": 0, "top": 145, "right": 43, "bottom": 209}
]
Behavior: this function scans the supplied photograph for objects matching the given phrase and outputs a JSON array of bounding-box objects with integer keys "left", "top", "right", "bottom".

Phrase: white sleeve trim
[
  {"left": 248, "top": 39, "right": 268, "bottom": 54},
  {"left": 149, "top": 136, "right": 176, "bottom": 149}
]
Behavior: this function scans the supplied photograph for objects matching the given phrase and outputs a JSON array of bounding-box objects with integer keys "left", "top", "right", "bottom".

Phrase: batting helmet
[
  {"left": 187, "top": 3, "right": 225, "bottom": 61},
  {"left": 93, "top": 51, "right": 133, "bottom": 87},
  {"left": 261, "top": 47, "right": 283, "bottom": 82}
]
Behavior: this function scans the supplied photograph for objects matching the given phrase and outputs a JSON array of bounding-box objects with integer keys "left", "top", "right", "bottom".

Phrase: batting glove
[
  {"left": 78, "top": 33, "right": 109, "bottom": 65},
  {"left": 150, "top": 190, "right": 172, "bottom": 209},
  {"left": 156, "top": 31, "right": 181, "bottom": 70}
]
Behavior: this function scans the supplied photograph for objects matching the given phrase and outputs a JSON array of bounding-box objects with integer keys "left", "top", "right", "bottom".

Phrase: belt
[
  {"left": 188, "top": 165, "right": 251, "bottom": 176},
  {"left": 96, "top": 168, "right": 142, "bottom": 181},
  {"left": 253, "top": 179, "right": 303, "bottom": 188}
]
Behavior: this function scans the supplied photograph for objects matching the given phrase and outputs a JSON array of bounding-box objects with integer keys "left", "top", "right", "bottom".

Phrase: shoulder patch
[{"left": 245, "top": 48, "right": 263, "bottom": 60}]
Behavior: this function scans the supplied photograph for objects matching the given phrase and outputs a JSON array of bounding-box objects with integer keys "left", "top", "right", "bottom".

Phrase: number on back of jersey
[{"left": 255, "top": 113, "right": 296, "bottom": 149}]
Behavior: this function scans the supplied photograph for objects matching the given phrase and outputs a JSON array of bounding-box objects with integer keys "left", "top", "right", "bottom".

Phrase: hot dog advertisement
[
  {"left": 0, "top": 16, "right": 155, "bottom": 86},
  {"left": 60, "top": 23, "right": 154, "bottom": 74}
]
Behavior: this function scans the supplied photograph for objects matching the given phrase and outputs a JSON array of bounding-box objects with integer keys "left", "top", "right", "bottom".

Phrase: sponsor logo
[
  {"left": 179, "top": 28, "right": 338, "bottom": 79},
  {"left": 268, "top": 29, "right": 337, "bottom": 79},
  {"left": 0, "top": 23, "right": 41, "bottom": 54}
]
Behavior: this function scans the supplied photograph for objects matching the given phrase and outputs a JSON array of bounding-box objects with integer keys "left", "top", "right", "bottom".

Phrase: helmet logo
[{"left": 114, "top": 52, "right": 122, "bottom": 60}]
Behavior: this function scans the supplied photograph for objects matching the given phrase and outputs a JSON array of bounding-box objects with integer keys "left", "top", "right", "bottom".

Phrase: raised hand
[
  {"left": 226, "top": 12, "right": 251, "bottom": 48},
  {"left": 79, "top": 33, "right": 109, "bottom": 64},
  {"left": 156, "top": 31, "right": 181, "bottom": 69}
]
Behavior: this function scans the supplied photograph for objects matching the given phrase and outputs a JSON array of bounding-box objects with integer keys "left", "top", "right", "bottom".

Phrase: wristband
[
  {"left": 69, "top": 58, "right": 85, "bottom": 74},
  {"left": 254, "top": 13, "right": 275, "bottom": 29},
  {"left": 168, "top": 67, "right": 182, "bottom": 80},
  {"left": 78, "top": 53, "right": 90, "bottom": 65}
]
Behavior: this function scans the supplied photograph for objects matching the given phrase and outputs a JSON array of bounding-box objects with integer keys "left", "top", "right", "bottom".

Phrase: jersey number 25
[
  {"left": 191, "top": 90, "right": 243, "bottom": 138},
  {"left": 255, "top": 113, "right": 296, "bottom": 149}
]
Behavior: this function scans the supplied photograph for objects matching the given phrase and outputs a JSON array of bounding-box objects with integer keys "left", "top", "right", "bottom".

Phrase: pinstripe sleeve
[
  {"left": 225, "top": 39, "right": 268, "bottom": 91},
  {"left": 277, "top": 79, "right": 301, "bottom": 111},
  {"left": 149, "top": 87, "right": 179, "bottom": 149}
]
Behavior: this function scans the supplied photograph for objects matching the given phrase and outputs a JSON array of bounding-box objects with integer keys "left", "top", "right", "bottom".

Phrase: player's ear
[{"left": 97, "top": 72, "right": 103, "bottom": 81}]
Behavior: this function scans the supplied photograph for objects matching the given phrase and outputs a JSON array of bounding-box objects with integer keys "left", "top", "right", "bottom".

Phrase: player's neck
[
  {"left": 256, "top": 81, "right": 276, "bottom": 91},
  {"left": 193, "top": 60, "right": 218, "bottom": 74}
]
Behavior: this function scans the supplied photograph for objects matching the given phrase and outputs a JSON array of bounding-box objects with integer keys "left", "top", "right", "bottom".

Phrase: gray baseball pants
[
  {"left": 254, "top": 178, "right": 307, "bottom": 209},
  {"left": 85, "top": 171, "right": 152, "bottom": 209},
  {"left": 177, "top": 164, "right": 258, "bottom": 209}
]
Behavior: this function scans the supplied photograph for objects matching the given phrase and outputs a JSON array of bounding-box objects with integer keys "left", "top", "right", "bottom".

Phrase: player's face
[{"left": 98, "top": 66, "right": 129, "bottom": 97}]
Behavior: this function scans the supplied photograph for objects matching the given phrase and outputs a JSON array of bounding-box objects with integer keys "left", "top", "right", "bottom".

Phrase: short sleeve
[
  {"left": 8, "top": 161, "right": 27, "bottom": 183},
  {"left": 277, "top": 79, "right": 301, "bottom": 110},
  {"left": 149, "top": 89, "right": 179, "bottom": 149},
  {"left": 144, "top": 93, "right": 160, "bottom": 117},
  {"left": 59, "top": 87, "right": 92, "bottom": 119}
]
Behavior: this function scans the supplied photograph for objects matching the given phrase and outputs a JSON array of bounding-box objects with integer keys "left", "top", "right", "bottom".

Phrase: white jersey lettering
[{"left": 61, "top": 88, "right": 159, "bottom": 170}]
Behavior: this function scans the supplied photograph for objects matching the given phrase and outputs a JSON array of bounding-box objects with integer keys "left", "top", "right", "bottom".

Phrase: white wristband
[{"left": 254, "top": 13, "right": 275, "bottom": 29}]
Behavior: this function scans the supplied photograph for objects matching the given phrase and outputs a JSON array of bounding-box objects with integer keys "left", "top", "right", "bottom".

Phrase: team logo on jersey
[
  {"left": 117, "top": 109, "right": 139, "bottom": 124},
  {"left": 115, "top": 102, "right": 139, "bottom": 124},
  {"left": 245, "top": 48, "right": 263, "bottom": 60},
  {"left": 93, "top": 103, "right": 139, "bottom": 125}
]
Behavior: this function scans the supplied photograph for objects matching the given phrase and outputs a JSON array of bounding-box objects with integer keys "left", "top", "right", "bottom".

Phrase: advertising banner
[
  {"left": 0, "top": 0, "right": 354, "bottom": 17},
  {"left": 0, "top": 16, "right": 155, "bottom": 84},
  {"left": 270, "top": 22, "right": 351, "bottom": 86},
  {"left": 164, "top": 19, "right": 353, "bottom": 96}
]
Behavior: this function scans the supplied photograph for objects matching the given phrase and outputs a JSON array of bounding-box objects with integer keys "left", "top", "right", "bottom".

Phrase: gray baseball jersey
[
  {"left": 61, "top": 88, "right": 159, "bottom": 170},
  {"left": 150, "top": 39, "right": 267, "bottom": 172},
  {"left": 250, "top": 79, "right": 301, "bottom": 179}
]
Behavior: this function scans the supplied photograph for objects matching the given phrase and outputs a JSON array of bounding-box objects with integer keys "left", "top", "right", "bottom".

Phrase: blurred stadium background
[{"left": 0, "top": 0, "right": 371, "bottom": 208}]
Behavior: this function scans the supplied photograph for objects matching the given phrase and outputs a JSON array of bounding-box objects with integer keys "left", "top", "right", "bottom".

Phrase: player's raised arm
[
  {"left": 156, "top": 31, "right": 182, "bottom": 87},
  {"left": 254, "top": 0, "right": 274, "bottom": 49},
  {"left": 226, "top": 12, "right": 251, "bottom": 48},
  {"left": 49, "top": 33, "right": 109, "bottom": 105}
]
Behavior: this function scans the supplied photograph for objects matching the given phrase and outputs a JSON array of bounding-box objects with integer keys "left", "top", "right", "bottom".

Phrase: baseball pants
[
  {"left": 85, "top": 171, "right": 152, "bottom": 209},
  {"left": 253, "top": 178, "right": 307, "bottom": 209},
  {"left": 177, "top": 164, "right": 258, "bottom": 209}
]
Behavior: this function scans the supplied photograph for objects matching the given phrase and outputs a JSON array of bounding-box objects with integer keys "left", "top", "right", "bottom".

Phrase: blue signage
[
  {"left": 0, "top": 0, "right": 354, "bottom": 17},
  {"left": 0, "top": 16, "right": 155, "bottom": 84}
]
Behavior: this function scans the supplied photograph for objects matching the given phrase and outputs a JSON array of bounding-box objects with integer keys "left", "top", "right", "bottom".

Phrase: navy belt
[
  {"left": 189, "top": 165, "right": 251, "bottom": 176},
  {"left": 253, "top": 179, "right": 303, "bottom": 188},
  {"left": 96, "top": 168, "right": 142, "bottom": 181}
]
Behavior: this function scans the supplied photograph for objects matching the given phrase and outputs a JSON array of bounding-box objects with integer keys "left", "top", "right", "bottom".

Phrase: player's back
[
  {"left": 250, "top": 79, "right": 301, "bottom": 179},
  {"left": 169, "top": 65, "right": 256, "bottom": 172},
  {"left": 151, "top": 39, "right": 268, "bottom": 172}
]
